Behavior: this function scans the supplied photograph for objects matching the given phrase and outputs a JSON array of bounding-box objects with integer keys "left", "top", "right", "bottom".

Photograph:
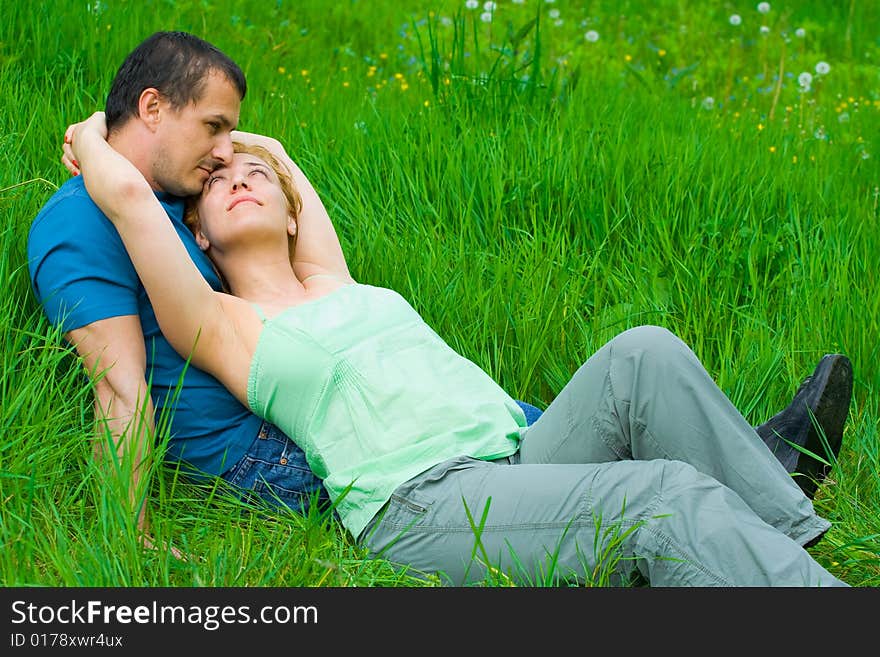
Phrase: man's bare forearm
[
  {"left": 65, "top": 315, "right": 155, "bottom": 531},
  {"left": 91, "top": 381, "right": 156, "bottom": 531}
]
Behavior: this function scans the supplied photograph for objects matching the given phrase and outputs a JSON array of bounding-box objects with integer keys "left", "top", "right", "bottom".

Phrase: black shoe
[{"left": 755, "top": 354, "right": 853, "bottom": 499}]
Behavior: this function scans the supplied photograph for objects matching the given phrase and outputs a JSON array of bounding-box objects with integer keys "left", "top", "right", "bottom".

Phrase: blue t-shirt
[{"left": 27, "top": 175, "right": 261, "bottom": 476}]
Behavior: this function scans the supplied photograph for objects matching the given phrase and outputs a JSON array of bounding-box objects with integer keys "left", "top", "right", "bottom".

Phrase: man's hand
[
  {"left": 61, "top": 111, "right": 108, "bottom": 176},
  {"left": 139, "top": 528, "right": 189, "bottom": 562}
]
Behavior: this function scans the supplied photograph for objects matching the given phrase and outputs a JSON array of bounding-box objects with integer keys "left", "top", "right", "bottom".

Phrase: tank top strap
[
  {"left": 251, "top": 303, "right": 268, "bottom": 323},
  {"left": 302, "top": 273, "right": 342, "bottom": 283}
]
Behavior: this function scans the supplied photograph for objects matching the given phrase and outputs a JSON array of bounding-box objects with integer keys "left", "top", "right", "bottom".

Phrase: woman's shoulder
[{"left": 218, "top": 292, "right": 265, "bottom": 333}]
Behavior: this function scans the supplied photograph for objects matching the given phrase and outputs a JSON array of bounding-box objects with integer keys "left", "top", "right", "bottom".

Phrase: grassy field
[{"left": 1, "top": 0, "right": 878, "bottom": 586}]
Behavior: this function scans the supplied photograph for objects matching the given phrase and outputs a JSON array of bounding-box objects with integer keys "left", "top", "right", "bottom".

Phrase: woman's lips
[{"left": 227, "top": 196, "right": 261, "bottom": 210}]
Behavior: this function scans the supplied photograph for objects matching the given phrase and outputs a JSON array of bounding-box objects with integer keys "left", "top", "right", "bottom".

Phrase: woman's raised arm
[{"left": 69, "top": 112, "right": 232, "bottom": 379}]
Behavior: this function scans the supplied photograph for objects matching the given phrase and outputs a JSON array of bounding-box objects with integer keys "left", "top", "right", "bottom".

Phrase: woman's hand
[{"left": 62, "top": 111, "right": 108, "bottom": 176}]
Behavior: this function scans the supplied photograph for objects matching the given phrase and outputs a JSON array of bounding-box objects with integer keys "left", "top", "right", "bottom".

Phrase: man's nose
[{"left": 213, "top": 133, "right": 235, "bottom": 166}]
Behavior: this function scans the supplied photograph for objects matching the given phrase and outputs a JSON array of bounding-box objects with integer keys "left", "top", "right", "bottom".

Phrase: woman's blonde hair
[{"left": 184, "top": 141, "right": 303, "bottom": 245}]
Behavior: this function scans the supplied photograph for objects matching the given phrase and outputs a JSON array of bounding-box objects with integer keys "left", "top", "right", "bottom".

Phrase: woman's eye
[{"left": 250, "top": 169, "right": 268, "bottom": 178}]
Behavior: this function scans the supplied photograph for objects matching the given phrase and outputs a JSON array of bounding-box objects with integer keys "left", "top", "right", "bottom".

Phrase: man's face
[{"left": 151, "top": 71, "right": 241, "bottom": 197}]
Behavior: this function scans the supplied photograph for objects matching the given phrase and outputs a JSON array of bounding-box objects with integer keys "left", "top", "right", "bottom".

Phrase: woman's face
[{"left": 195, "top": 151, "right": 293, "bottom": 251}]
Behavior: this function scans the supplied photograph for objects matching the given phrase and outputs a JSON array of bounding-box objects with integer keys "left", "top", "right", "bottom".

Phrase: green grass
[{"left": 1, "top": 0, "right": 878, "bottom": 586}]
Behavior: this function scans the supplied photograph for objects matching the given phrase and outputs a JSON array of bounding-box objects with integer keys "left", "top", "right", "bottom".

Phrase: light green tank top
[{"left": 247, "top": 282, "right": 525, "bottom": 538}]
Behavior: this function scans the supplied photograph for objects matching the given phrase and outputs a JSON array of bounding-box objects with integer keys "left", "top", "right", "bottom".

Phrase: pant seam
[{"left": 639, "top": 486, "right": 735, "bottom": 587}]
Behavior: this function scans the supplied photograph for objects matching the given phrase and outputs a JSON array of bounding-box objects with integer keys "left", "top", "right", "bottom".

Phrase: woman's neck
[{"left": 217, "top": 251, "right": 305, "bottom": 305}]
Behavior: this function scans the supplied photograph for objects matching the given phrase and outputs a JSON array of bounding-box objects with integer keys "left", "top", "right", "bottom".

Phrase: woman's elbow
[{"left": 94, "top": 175, "right": 152, "bottom": 223}]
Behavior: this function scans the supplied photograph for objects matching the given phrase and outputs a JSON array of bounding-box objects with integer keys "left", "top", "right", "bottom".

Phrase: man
[
  {"left": 29, "top": 31, "right": 852, "bottom": 555},
  {"left": 29, "top": 32, "right": 312, "bottom": 549}
]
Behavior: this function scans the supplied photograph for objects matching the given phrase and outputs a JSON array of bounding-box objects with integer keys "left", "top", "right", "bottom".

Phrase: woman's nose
[{"left": 231, "top": 178, "right": 249, "bottom": 191}]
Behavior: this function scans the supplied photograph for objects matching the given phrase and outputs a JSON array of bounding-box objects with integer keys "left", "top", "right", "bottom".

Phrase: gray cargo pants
[{"left": 362, "top": 325, "right": 846, "bottom": 587}]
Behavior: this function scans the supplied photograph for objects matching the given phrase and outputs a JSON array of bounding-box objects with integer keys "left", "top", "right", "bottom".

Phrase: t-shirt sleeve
[{"left": 27, "top": 190, "right": 141, "bottom": 333}]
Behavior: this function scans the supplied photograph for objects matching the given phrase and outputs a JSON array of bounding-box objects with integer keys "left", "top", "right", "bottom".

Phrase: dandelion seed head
[
  {"left": 757, "top": 2, "right": 771, "bottom": 14},
  {"left": 480, "top": 11, "right": 492, "bottom": 22},
  {"left": 729, "top": 14, "right": 742, "bottom": 26},
  {"left": 584, "top": 30, "right": 600, "bottom": 42},
  {"left": 465, "top": 0, "right": 478, "bottom": 9},
  {"left": 815, "top": 61, "right": 830, "bottom": 75},
  {"left": 483, "top": 1, "right": 496, "bottom": 11},
  {"left": 795, "top": 27, "right": 806, "bottom": 38},
  {"left": 798, "top": 71, "right": 813, "bottom": 87},
  {"left": 701, "top": 96, "right": 715, "bottom": 110},
  {"left": 760, "top": 25, "right": 770, "bottom": 35},
  {"left": 548, "top": 8, "right": 560, "bottom": 19}
]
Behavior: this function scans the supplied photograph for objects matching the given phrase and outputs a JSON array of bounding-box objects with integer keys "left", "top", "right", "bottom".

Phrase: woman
[{"left": 70, "top": 111, "right": 847, "bottom": 586}]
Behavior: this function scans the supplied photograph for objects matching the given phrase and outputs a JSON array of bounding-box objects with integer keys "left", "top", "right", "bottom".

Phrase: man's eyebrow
[{"left": 208, "top": 113, "right": 235, "bottom": 129}]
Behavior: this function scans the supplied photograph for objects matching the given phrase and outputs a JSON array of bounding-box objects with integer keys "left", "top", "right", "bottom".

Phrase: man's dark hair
[{"left": 105, "top": 31, "right": 246, "bottom": 132}]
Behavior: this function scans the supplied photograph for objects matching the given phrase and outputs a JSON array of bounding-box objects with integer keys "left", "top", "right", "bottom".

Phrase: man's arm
[
  {"left": 66, "top": 315, "right": 155, "bottom": 537},
  {"left": 231, "top": 130, "right": 353, "bottom": 282}
]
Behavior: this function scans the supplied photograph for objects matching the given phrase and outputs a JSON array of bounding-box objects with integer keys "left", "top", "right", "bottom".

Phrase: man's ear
[
  {"left": 137, "top": 88, "right": 162, "bottom": 132},
  {"left": 195, "top": 229, "right": 210, "bottom": 251}
]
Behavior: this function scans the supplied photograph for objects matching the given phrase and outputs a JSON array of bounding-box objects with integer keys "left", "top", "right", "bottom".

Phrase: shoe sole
[{"left": 795, "top": 354, "right": 853, "bottom": 498}]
